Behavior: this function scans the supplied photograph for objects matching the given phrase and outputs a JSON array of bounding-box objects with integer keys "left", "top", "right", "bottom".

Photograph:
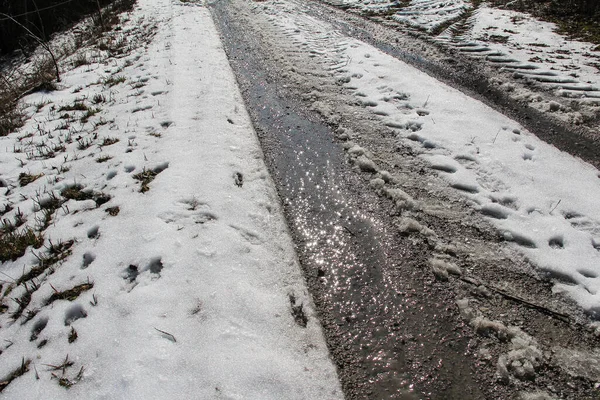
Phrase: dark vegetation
[
  {"left": 0, "top": 0, "right": 135, "bottom": 137},
  {"left": 1, "top": 0, "right": 113, "bottom": 55},
  {"left": 489, "top": 0, "right": 600, "bottom": 45}
]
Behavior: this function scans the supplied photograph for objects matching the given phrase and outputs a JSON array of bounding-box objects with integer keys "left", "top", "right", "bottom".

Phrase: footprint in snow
[
  {"left": 480, "top": 204, "right": 509, "bottom": 220},
  {"left": 548, "top": 235, "right": 564, "bottom": 249},
  {"left": 430, "top": 164, "right": 457, "bottom": 173},
  {"left": 451, "top": 182, "right": 479, "bottom": 194},
  {"left": 87, "top": 225, "right": 100, "bottom": 239},
  {"left": 234, "top": 172, "right": 243, "bottom": 187},
  {"left": 578, "top": 269, "right": 598, "bottom": 278},
  {"left": 64, "top": 304, "right": 87, "bottom": 326},
  {"left": 30, "top": 317, "right": 49, "bottom": 341},
  {"left": 82, "top": 252, "right": 96, "bottom": 269},
  {"left": 522, "top": 153, "right": 533, "bottom": 161},
  {"left": 503, "top": 230, "right": 537, "bottom": 248}
]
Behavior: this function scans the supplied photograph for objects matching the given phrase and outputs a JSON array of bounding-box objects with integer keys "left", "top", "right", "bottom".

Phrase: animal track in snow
[
  {"left": 82, "top": 252, "right": 96, "bottom": 269},
  {"left": 523, "top": 152, "right": 534, "bottom": 161},
  {"left": 405, "top": 121, "right": 423, "bottom": 132},
  {"left": 451, "top": 182, "right": 479, "bottom": 194},
  {"left": 480, "top": 204, "right": 510, "bottom": 220},
  {"left": 455, "top": 154, "right": 478, "bottom": 163},
  {"left": 87, "top": 225, "right": 100, "bottom": 239},
  {"left": 562, "top": 211, "right": 600, "bottom": 236},
  {"left": 360, "top": 99, "right": 378, "bottom": 107},
  {"left": 64, "top": 304, "right": 87, "bottom": 325},
  {"left": 503, "top": 230, "right": 537, "bottom": 249},
  {"left": 489, "top": 194, "right": 519, "bottom": 210},
  {"left": 158, "top": 198, "right": 218, "bottom": 227},
  {"left": 430, "top": 164, "right": 457, "bottom": 173},
  {"left": 422, "top": 140, "right": 437, "bottom": 149},
  {"left": 146, "top": 257, "right": 164, "bottom": 275},
  {"left": 124, "top": 165, "right": 136, "bottom": 173},
  {"left": 30, "top": 316, "right": 49, "bottom": 341},
  {"left": 194, "top": 212, "right": 218, "bottom": 224},
  {"left": 406, "top": 132, "right": 425, "bottom": 143},
  {"left": 578, "top": 269, "right": 598, "bottom": 278},
  {"left": 124, "top": 264, "right": 139, "bottom": 283},
  {"left": 548, "top": 235, "right": 565, "bottom": 249}
]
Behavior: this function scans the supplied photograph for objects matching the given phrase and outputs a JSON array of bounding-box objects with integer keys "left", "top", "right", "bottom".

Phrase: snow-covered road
[{"left": 0, "top": 0, "right": 341, "bottom": 398}]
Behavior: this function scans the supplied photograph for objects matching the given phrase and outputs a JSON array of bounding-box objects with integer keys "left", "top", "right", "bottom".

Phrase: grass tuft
[
  {"left": 11, "top": 289, "right": 32, "bottom": 320},
  {"left": 21, "top": 240, "right": 74, "bottom": 285},
  {"left": 133, "top": 169, "right": 158, "bottom": 193},
  {"left": 105, "top": 206, "right": 120, "bottom": 216},
  {"left": 46, "top": 282, "right": 94, "bottom": 305},
  {"left": 96, "top": 155, "right": 113, "bottom": 163},
  {"left": 102, "top": 75, "right": 126, "bottom": 87},
  {"left": 100, "top": 137, "right": 119, "bottom": 147},
  {"left": 0, "top": 228, "right": 44, "bottom": 262},
  {"left": 19, "top": 172, "right": 43, "bottom": 187},
  {"left": 59, "top": 102, "right": 89, "bottom": 112},
  {"left": 80, "top": 108, "right": 101, "bottom": 123},
  {"left": 61, "top": 185, "right": 93, "bottom": 201},
  {"left": 72, "top": 54, "right": 89, "bottom": 68}
]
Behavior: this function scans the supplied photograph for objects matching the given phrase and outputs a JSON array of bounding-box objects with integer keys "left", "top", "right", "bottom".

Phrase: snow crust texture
[
  {"left": 0, "top": 0, "right": 342, "bottom": 398},
  {"left": 331, "top": 0, "right": 600, "bottom": 126}
]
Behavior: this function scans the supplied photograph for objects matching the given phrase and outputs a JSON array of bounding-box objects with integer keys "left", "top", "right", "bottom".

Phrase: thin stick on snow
[
  {"left": 423, "top": 95, "right": 430, "bottom": 107},
  {"left": 549, "top": 199, "right": 561, "bottom": 214},
  {"left": 154, "top": 327, "right": 177, "bottom": 342},
  {"left": 492, "top": 128, "right": 501, "bottom": 144}
]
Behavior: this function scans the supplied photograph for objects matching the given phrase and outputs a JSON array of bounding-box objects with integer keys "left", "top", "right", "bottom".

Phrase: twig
[
  {"left": 549, "top": 199, "right": 561, "bottom": 214},
  {"left": 492, "top": 128, "right": 502, "bottom": 144},
  {"left": 154, "top": 327, "right": 176, "bottom": 342},
  {"left": 459, "top": 276, "right": 570, "bottom": 323}
]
